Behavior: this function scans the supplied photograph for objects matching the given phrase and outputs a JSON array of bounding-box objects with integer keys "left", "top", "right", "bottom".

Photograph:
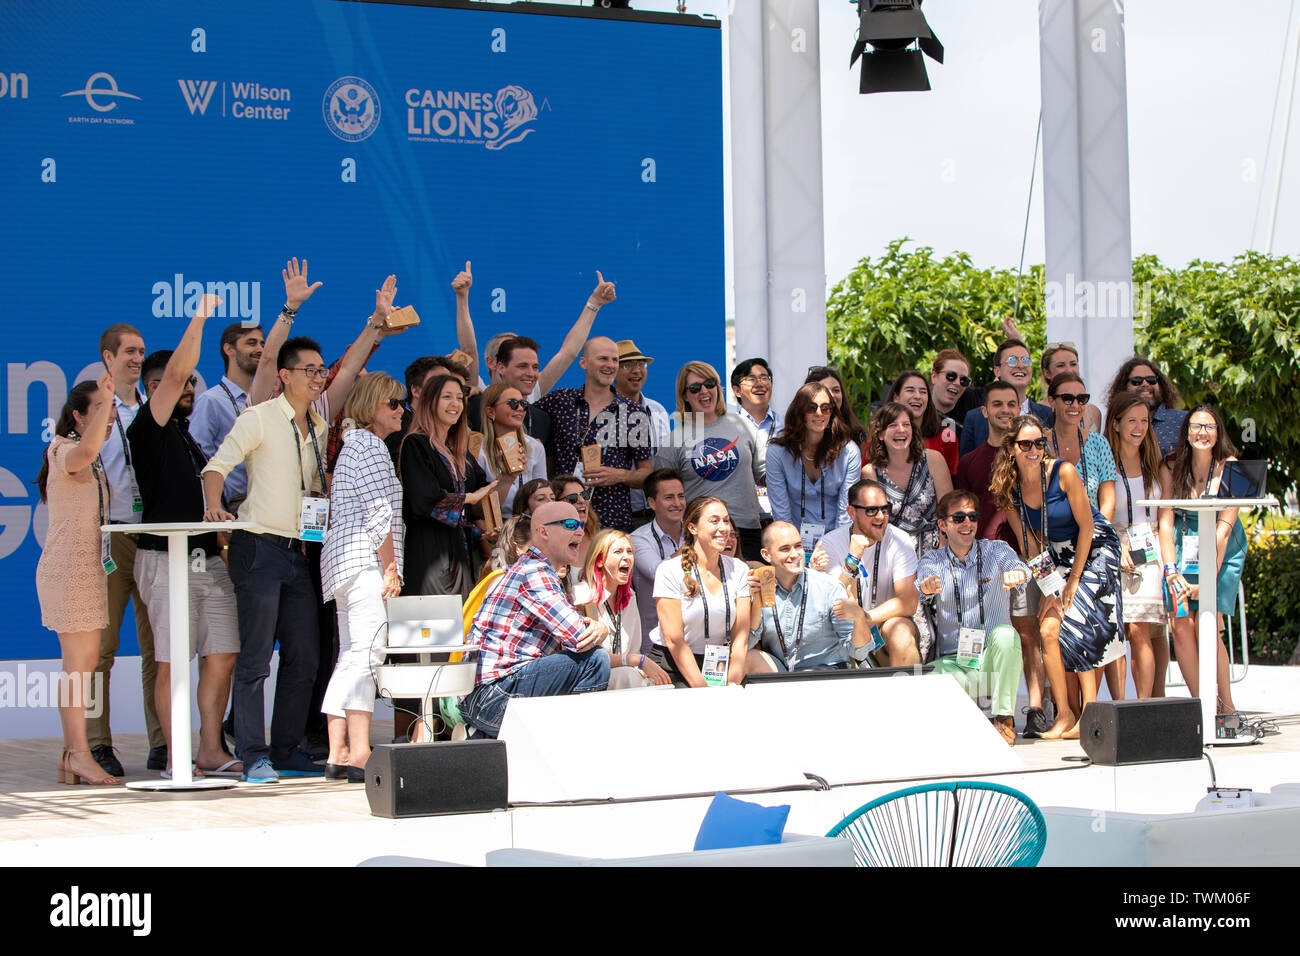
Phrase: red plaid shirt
[{"left": 469, "top": 546, "right": 587, "bottom": 684}]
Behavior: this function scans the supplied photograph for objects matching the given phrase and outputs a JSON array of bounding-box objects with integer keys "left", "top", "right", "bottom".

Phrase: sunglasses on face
[
  {"left": 561, "top": 488, "right": 595, "bottom": 504},
  {"left": 1053, "top": 392, "right": 1090, "bottom": 405},
  {"left": 1001, "top": 356, "right": 1033, "bottom": 368},
  {"left": 685, "top": 379, "right": 718, "bottom": 394},
  {"left": 808, "top": 402, "right": 834, "bottom": 414},
  {"left": 498, "top": 397, "right": 528, "bottom": 411},
  {"left": 943, "top": 511, "right": 980, "bottom": 525},
  {"left": 544, "top": 518, "right": 582, "bottom": 531},
  {"left": 1015, "top": 438, "right": 1048, "bottom": 452},
  {"left": 941, "top": 371, "right": 973, "bottom": 387},
  {"left": 385, "top": 398, "right": 407, "bottom": 411},
  {"left": 849, "top": 503, "right": 892, "bottom": 517},
  {"left": 1128, "top": 375, "right": 1159, "bottom": 387}
]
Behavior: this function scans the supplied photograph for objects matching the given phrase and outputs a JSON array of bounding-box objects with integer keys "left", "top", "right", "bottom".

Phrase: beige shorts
[{"left": 134, "top": 548, "right": 240, "bottom": 663}]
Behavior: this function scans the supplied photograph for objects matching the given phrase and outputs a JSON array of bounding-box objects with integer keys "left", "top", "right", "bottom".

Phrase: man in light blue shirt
[
  {"left": 916, "top": 490, "right": 1030, "bottom": 745},
  {"left": 189, "top": 321, "right": 263, "bottom": 505},
  {"left": 747, "top": 522, "right": 871, "bottom": 671}
]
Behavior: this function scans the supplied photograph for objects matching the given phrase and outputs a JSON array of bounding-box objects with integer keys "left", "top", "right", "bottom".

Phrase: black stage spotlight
[{"left": 850, "top": 0, "right": 944, "bottom": 94}]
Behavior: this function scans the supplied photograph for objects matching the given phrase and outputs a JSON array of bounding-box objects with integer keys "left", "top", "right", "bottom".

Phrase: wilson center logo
[{"left": 179, "top": 80, "right": 292, "bottom": 119}]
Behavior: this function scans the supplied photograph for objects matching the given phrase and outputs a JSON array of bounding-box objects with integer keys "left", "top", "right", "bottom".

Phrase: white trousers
[{"left": 321, "top": 568, "right": 386, "bottom": 716}]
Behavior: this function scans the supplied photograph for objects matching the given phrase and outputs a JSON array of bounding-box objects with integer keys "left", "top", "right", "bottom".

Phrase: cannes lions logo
[
  {"left": 689, "top": 437, "right": 741, "bottom": 483},
  {"left": 323, "top": 76, "right": 380, "bottom": 142},
  {"left": 486, "top": 85, "right": 537, "bottom": 150}
]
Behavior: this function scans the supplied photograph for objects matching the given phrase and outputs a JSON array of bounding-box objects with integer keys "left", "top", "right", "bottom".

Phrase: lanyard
[
  {"left": 799, "top": 463, "right": 826, "bottom": 523},
  {"left": 604, "top": 600, "right": 623, "bottom": 656},
  {"left": 289, "top": 416, "right": 326, "bottom": 494},
  {"left": 854, "top": 539, "right": 883, "bottom": 610},
  {"left": 112, "top": 401, "right": 135, "bottom": 472},
  {"left": 1117, "top": 457, "right": 1149, "bottom": 527},
  {"left": 73, "top": 431, "right": 109, "bottom": 527},
  {"left": 771, "top": 572, "right": 810, "bottom": 660},
  {"left": 650, "top": 522, "right": 677, "bottom": 560},
  {"left": 1179, "top": 466, "right": 1217, "bottom": 536},
  {"left": 950, "top": 541, "right": 985, "bottom": 629},
  {"left": 219, "top": 382, "right": 244, "bottom": 417},
  {"left": 1052, "top": 426, "right": 1088, "bottom": 487},
  {"left": 1017, "top": 461, "right": 1051, "bottom": 557},
  {"left": 692, "top": 561, "right": 732, "bottom": 646}
]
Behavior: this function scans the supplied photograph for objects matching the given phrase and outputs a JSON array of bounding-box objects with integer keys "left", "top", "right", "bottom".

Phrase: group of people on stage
[{"left": 35, "top": 257, "right": 1250, "bottom": 785}]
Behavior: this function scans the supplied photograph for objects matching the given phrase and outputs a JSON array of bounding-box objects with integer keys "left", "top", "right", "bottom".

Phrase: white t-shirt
[
  {"left": 815, "top": 524, "right": 917, "bottom": 610},
  {"left": 650, "top": 554, "right": 750, "bottom": 654},
  {"left": 571, "top": 580, "right": 643, "bottom": 657}
]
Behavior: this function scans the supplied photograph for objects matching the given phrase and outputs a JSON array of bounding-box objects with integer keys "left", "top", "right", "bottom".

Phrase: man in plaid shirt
[{"left": 461, "top": 501, "right": 611, "bottom": 737}]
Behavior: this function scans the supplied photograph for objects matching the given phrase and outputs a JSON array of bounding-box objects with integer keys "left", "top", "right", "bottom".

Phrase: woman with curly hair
[
  {"left": 648, "top": 496, "right": 751, "bottom": 688},
  {"left": 993, "top": 415, "right": 1125, "bottom": 739},
  {"left": 860, "top": 402, "right": 953, "bottom": 556},
  {"left": 766, "top": 382, "right": 861, "bottom": 536},
  {"left": 1157, "top": 405, "right": 1247, "bottom": 715}
]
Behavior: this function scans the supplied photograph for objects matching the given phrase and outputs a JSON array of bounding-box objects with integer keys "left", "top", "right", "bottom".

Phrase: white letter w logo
[{"left": 178, "top": 79, "right": 217, "bottom": 115}]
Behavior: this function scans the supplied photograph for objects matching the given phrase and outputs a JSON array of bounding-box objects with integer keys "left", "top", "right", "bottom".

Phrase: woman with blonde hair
[
  {"left": 571, "top": 529, "right": 672, "bottom": 689},
  {"left": 993, "top": 415, "right": 1125, "bottom": 739},
  {"left": 648, "top": 496, "right": 752, "bottom": 687},
  {"left": 1104, "top": 392, "right": 1168, "bottom": 698},
  {"left": 654, "top": 361, "right": 763, "bottom": 559},
  {"left": 320, "top": 372, "right": 407, "bottom": 781},
  {"left": 477, "top": 381, "right": 545, "bottom": 520}
]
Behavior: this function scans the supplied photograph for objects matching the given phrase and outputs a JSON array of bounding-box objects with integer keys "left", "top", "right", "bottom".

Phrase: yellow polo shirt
[{"left": 202, "top": 393, "right": 329, "bottom": 537}]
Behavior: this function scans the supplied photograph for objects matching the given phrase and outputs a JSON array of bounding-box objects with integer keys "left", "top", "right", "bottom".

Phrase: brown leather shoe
[{"left": 992, "top": 715, "right": 1016, "bottom": 746}]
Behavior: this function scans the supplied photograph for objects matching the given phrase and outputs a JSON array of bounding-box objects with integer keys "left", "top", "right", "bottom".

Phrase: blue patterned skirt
[{"left": 1049, "top": 521, "right": 1126, "bottom": 672}]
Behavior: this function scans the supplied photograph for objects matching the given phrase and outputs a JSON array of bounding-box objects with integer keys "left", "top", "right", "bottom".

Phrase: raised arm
[
  {"left": 323, "top": 274, "right": 398, "bottom": 415},
  {"left": 151, "top": 293, "right": 221, "bottom": 426},
  {"left": 451, "top": 262, "right": 478, "bottom": 381},
  {"left": 250, "top": 257, "right": 322, "bottom": 405},
  {"left": 65, "top": 371, "right": 116, "bottom": 473},
  {"left": 537, "top": 271, "right": 616, "bottom": 395}
]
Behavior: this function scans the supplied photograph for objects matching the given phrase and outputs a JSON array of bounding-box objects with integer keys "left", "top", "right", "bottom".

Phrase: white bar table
[
  {"left": 1138, "top": 497, "right": 1275, "bottom": 747},
  {"left": 102, "top": 521, "right": 250, "bottom": 790}
]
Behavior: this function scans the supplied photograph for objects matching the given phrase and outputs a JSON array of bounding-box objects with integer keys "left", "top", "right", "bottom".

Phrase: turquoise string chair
[{"left": 826, "top": 781, "right": 1047, "bottom": 867}]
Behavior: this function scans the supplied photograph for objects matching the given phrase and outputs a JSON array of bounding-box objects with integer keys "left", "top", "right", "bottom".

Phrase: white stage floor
[{"left": 4, "top": 668, "right": 1297, "bottom": 867}]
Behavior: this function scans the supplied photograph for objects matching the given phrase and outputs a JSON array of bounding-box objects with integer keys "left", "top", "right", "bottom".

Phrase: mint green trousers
[{"left": 931, "top": 624, "right": 1023, "bottom": 718}]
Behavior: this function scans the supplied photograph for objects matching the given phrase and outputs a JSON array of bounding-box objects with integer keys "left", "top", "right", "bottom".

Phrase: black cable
[{"left": 1202, "top": 749, "right": 1217, "bottom": 789}]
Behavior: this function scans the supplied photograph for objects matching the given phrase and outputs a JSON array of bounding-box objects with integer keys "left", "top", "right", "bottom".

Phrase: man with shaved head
[
  {"left": 536, "top": 333, "right": 653, "bottom": 531},
  {"left": 460, "top": 502, "right": 611, "bottom": 737}
]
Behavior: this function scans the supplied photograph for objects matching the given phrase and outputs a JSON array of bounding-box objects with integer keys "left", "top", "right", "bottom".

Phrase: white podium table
[
  {"left": 1137, "top": 496, "right": 1275, "bottom": 746},
  {"left": 102, "top": 521, "right": 251, "bottom": 790}
]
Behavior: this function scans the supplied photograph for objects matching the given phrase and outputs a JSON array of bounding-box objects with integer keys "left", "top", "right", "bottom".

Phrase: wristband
[
  {"left": 843, "top": 555, "right": 861, "bottom": 573},
  {"left": 281, "top": 303, "right": 298, "bottom": 317},
  {"left": 585, "top": 299, "right": 602, "bottom": 311},
  {"left": 1163, "top": 564, "right": 1177, "bottom": 575}
]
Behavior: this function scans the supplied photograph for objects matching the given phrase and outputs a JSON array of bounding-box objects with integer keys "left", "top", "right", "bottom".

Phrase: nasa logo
[
  {"left": 690, "top": 436, "right": 741, "bottom": 483},
  {"left": 62, "top": 72, "right": 140, "bottom": 115},
  {"left": 323, "top": 76, "right": 380, "bottom": 142}
]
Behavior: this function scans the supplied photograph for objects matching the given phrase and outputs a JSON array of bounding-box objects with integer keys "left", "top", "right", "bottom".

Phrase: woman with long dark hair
[
  {"left": 399, "top": 373, "right": 498, "bottom": 599},
  {"left": 1158, "top": 405, "right": 1246, "bottom": 714},
  {"left": 766, "top": 381, "right": 861, "bottom": 534},
  {"left": 513, "top": 477, "right": 554, "bottom": 517},
  {"left": 860, "top": 402, "right": 953, "bottom": 555},
  {"left": 477, "top": 381, "right": 545, "bottom": 520},
  {"left": 1105, "top": 392, "right": 1168, "bottom": 698},
  {"left": 887, "top": 369, "right": 958, "bottom": 475},
  {"left": 993, "top": 415, "right": 1125, "bottom": 739},
  {"left": 1045, "top": 372, "right": 1117, "bottom": 515},
  {"left": 36, "top": 373, "right": 121, "bottom": 785},
  {"left": 806, "top": 365, "right": 867, "bottom": 448},
  {"left": 648, "top": 496, "right": 751, "bottom": 687}
]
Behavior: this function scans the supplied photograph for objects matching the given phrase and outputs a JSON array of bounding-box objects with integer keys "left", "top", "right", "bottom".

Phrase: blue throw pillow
[{"left": 693, "top": 791, "right": 790, "bottom": 851}]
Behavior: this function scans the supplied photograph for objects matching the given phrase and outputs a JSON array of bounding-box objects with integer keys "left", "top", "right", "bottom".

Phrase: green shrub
[{"left": 1240, "top": 532, "right": 1300, "bottom": 664}]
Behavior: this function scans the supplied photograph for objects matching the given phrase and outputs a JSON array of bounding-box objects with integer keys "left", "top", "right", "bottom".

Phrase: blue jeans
[
  {"left": 461, "top": 648, "right": 610, "bottom": 738},
  {"left": 227, "top": 531, "right": 320, "bottom": 765}
]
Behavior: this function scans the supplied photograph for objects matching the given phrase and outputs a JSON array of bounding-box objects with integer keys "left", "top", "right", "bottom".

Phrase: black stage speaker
[
  {"left": 1079, "top": 699, "right": 1202, "bottom": 765},
  {"left": 366, "top": 740, "right": 508, "bottom": 818}
]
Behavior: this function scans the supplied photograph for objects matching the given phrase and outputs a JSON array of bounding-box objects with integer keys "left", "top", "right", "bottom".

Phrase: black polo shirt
[{"left": 127, "top": 403, "right": 221, "bottom": 556}]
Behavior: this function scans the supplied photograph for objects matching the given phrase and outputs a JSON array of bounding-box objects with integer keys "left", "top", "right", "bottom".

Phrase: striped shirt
[
  {"left": 916, "top": 541, "right": 1029, "bottom": 657},
  {"left": 470, "top": 546, "right": 588, "bottom": 684}
]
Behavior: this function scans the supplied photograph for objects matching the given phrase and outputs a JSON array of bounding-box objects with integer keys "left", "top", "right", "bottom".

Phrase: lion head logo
[{"left": 486, "top": 85, "right": 538, "bottom": 150}]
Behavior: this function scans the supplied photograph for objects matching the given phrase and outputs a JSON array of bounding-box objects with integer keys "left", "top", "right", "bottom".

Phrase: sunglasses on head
[
  {"left": 850, "top": 502, "right": 892, "bottom": 517},
  {"left": 1015, "top": 438, "right": 1048, "bottom": 452},
  {"left": 1128, "top": 375, "right": 1159, "bottom": 387},
  {"left": 1053, "top": 392, "right": 1090, "bottom": 405},
  {"left": 544, "top": 518, "right": 582, "bottom": 531},
  {"left": 942, "top": 370, "right": 973, "bottom": 388},
  {"left": 807, "top": 365, "right": 839, "bottom": 378},
  {"left": 685, "top": 379, "right": 718, "bottom": 394},
  {"left": 384, "top": 397, "right": 407, "bottom": 411},
  {"left": 498, "top": 397, "right": 528, "bottom": 411},
  {"left": 943, "top": 511, "right": 980, "bottom": 525}
]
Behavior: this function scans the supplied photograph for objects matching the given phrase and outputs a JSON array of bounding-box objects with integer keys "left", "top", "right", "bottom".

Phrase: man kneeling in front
[
  {"left": 916, "top": 490, "right": 1029, "bottom": 745},
  {"left": 461, "top": 501, "right": 611, "bottom": 738}
]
